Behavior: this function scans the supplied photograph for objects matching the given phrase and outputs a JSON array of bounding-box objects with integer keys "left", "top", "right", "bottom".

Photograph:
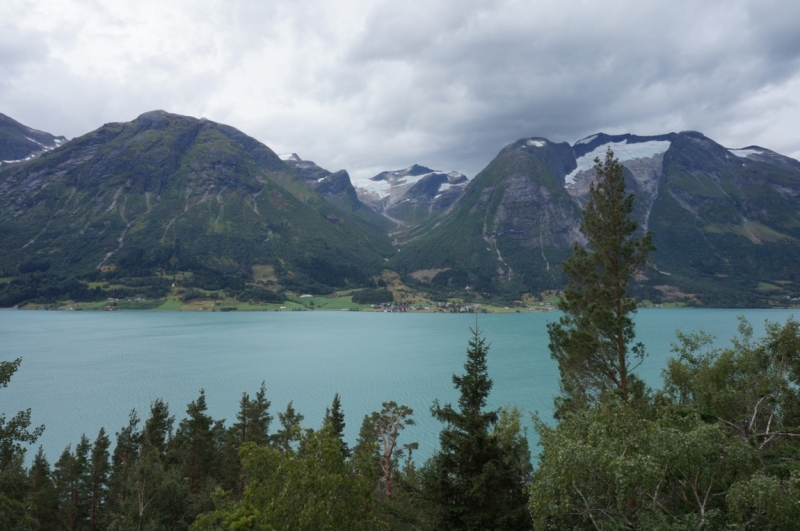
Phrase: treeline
[{"left": 0, "top": 327, "right": 532, "bottom": 530}]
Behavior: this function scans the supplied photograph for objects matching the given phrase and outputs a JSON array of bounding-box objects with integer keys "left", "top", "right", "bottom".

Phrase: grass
[
  {"left": 155, "top": 299, "right": 183, "bottom": 310},
  {"left": 0, "top": 277, "right": 12, "bottom": 284},
  {"left": 756, "top": 282, "right": 783, "bottom": 292}
]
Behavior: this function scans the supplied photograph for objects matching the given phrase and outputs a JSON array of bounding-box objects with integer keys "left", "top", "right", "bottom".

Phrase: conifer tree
[
  {"left": 323, "top": 393, "right": 349, "bottom": 457},
  {"left": 548, "top": 148, "right": 654, "bottom": 410},
  {"left": 143, "top": 399, "right": 173, "bottom": 458},
  {"left": 88, "top": 428, "right": 111, "bottom": 531},
  {"left": 422, "top": 326, "right": 531, "bottom": 530},
  {"left": 30, "top": 447, "right": 58, "bottom": 530},
  {"left": 272, "top": 402, "right": 304, "bottom": 452},
  {"left": 176, "top": 390, "right": 215, "bottom": 489}
]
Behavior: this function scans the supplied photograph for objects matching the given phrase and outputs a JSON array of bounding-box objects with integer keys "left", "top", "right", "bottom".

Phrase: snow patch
[
  {"left": 565, "top": 139, "right": 672, "bottom": 185},
  {"left": 729, "top": 148, "right": 763, "bottom": 158},
  {"left": 278, "top": 153, "right": 302, "bottom": 162},
  {"left": 527, "top": 139, "right": 545, "bottom": 148},
  {"left": 575, "top": 134, "right": 598, "bottom": 145},
  {"left": 355, "top": 178, "right": 392, "bottom": 198}
]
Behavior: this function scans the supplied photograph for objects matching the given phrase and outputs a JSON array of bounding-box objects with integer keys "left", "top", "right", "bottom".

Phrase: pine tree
[
  {"left": 176, "top": 389, "right": 215, "bottom": 490},
  {"left": 548, "top": 148, "right": 655, "bottom": 411},
  {"left": 143, "top": 399, "right": 173, "bottom": 458},
  {"left": 29, "top": 447, "right": 58, "bottom": 531},
  {"left": 54, "top": 436, "right": 91, "bottom": 531},
  {"left": 323, "top": 393, "right": 349, "bottom": 457},
  {"left": 88, "top": 428, "right": 111, "bottom": 531},
  {"left": 422, "top": 326, "right": 531, "bottom": 530},
  {"left": 272, "top": 402, "right": 304, "bottom": 452}
]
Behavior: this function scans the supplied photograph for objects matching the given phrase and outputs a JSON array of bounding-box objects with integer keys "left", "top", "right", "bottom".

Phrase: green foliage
[
  {"left": 422, "top": 326, "right": 532, "bottom": 530},
  {"left": 323, "top": 393, "right": 349, "bottom": 458},
  {"left": 548, "top": 149, "right": 655, "bottom": 410},
  {"left": 192, "top": 430, "right": 375, "bottom": 531},
  {"left": 530, "top": 401, "right": 757, "bottom": 530},
  {"left": 0, "top": 357, "right": 43, "bottom": 529},
  {"left": 351, "top": 289, "right": 394, "bottom": 304},
  {"left": 0, "top": 111, "right": 393, "bottom": 307}
]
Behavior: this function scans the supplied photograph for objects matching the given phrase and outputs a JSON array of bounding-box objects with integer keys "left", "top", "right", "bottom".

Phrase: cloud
[{"left": 2, "top": 0, "right": 799, "bottom": 178}]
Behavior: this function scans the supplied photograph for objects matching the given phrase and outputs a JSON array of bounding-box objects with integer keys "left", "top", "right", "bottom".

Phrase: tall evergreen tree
[
  {"left": 176, "top": 390, "right": 216, "bottom": 490},
  {"left": 88, "top": 428, "right": 111, "bottom": 531},
  {"left": 29, "top": 447, "right": 58, "bottom": 531},
  {"left": 143, "top": 399, "right": 173, "bottom": 458},
  {"left": 272, "top": 402, "right": 304, "bottom": 452},
  {"left": 548, "top": 148, "right": 655, "bottom": 411},
  {"left": 422, "top": 326, "right": 532, "bottom": 530},
  {"left": 54, "top": 436, "right": 91, "bottom": 531},
  {"left": 323, "top": 393, "right": 349, "bottom": 457}
]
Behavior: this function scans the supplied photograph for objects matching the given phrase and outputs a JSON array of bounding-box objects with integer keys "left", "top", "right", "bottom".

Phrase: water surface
[{"left": 1, "top": 308, "right": 795, "bottom": 462}]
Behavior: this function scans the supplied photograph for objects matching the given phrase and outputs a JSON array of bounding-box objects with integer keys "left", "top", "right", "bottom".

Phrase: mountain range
[{"left": 1, "top": 110, "right": 799, "bottom": 307}]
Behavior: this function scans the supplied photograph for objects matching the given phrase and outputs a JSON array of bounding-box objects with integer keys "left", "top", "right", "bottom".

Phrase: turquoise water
[{"left": 1, "top": 308, "right": 796, "bottom": 463}]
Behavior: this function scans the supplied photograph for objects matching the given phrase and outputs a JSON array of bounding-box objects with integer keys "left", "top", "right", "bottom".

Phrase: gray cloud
[{"left": 2, "top": 0, "right": 799, "bottom": 180}]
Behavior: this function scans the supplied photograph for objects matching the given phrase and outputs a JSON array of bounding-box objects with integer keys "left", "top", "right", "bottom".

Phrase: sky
[{"left": 2, "top": 0, "right": 800, "bottom": 181}]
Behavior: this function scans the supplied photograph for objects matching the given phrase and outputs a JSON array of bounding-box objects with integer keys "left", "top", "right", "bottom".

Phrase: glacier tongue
[
  {"left": 728, "top": 148, "right": 764, "bottom": 158},
  {"left": 565, "top": 139, "right": 672, "bottom": 184}
]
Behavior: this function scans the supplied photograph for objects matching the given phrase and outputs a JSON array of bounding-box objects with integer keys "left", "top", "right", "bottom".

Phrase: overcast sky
[{"left": 2, "top": 0, "right": 799, "bottom": 180}]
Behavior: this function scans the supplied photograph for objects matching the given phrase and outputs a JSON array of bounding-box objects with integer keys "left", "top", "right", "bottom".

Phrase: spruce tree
[
  {"left": 548, "top": 148, "right": 655, "bottom": 411},
  {"left": 422, "top": 326, "right": 531, "bottom": 530},
  {"left": 323, "top": 393, "right": 349, "bottom": 457},
  {"left": 88, "top": 428, "right": 111, "bottom": 531},
  {"left": 30, "top": 447, "right": 58, "bottom": 531}
]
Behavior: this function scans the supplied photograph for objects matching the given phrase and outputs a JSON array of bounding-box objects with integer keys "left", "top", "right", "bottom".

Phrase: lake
[{"left": 1, "top": 308, "right": 796, "bottom": 464}]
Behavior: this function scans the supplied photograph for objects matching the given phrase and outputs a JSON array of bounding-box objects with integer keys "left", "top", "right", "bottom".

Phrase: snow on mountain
[
  {"left": 566, "top": 139, "right": 672, "bottom": 185},
  {"left": 355, "top": 166, "right": 468, "bottom": 201},
  {"left": 278, "top": 153, "right": 302, "bottom": 162},
  {"left": 729, "top": 148, "right": 764, "bottom": 158},
  {"left": 575, "top": 134, "right": 598, "bottom": 145}
]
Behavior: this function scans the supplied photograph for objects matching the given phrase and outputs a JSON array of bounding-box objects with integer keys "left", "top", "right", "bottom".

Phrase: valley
[{"left": 2, "top": 110, "right": 800, "bottom": 309}]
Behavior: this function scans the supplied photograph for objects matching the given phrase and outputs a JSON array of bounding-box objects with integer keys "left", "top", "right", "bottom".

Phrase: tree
[
  {"left": 0, "top": 357, "right": 44, "bottom": 529},
  {"left": 548, "top": 148, "right": 655, "bottom": 409},
  {"left": 231, "top": 382, "right": 272, "bottom": 448},
  {"left": 53, "top": 436, "right": 91, "bottom": 531},
  {"left": 272, "top": 402, "right": 305, "bottom": 452},
  {"left": 192, "top": 429, "right": 375, "bottom": 531},
  {"left": 529, "top": 400, "right": 756, "bottom": 530},
  {"left": 88, "top": 428, "right": 111, "bottom": 531},
  {"left": 323, "top": 393, "right": 349, "bottom": 458},
  {"left": 29, "top": 447, "right": 58, "bottom": 530},
  {"left": 422, "top": 326, "right": 532, "bottom": 530},
  {"left": 176, "top": 390, "right": 216, "bottom": 490},
  {"left": 142, "top": 399, "right": 173, "bottom": 458},
  {"left": 361, "top": 402, "right": 415, "bottom": 501}
]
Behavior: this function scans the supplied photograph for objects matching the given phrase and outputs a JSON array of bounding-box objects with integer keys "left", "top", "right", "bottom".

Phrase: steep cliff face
[
  {"left": 0, "top": 113, "right": 68, "bottom": 169},
  {"left": 392, "top": 130, "right": 800, "bottom": 305},
  {"left": 0, "top": 111, "right": 392, "bottom": 294},
  {"left": 390, "top": 138, "right": 583, "bottom": 294}
]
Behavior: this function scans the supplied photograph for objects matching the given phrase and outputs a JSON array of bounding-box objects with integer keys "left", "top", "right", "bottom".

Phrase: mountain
[
  {"left": 0, "top": 113, "right": 68, "bottom": 169},
  {"left": 391, "top": 132, "right": 800, "bottom": 306},
  {"left": 353, "top": 164, "right": 469, "bottom": 226},
  {"left": 278, "top": 153, "right": 394, "bottom": 233},
  {"left": 0, "top": 111, "right": 394, "bottom": 306}
]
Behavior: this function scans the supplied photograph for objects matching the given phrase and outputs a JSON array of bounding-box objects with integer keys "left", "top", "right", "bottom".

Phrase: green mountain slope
[
  {"left": 0, "top": 111, "right": 393, "bottom": 305},
  {"left": 646, "top": 132, "right": 800, "bottom": 305},
  {"left": 390, "top": 138, "right": 582, "bottom": 298},
  {"left": 391, "top": 131, "right": 800, "bottom": 306}
]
